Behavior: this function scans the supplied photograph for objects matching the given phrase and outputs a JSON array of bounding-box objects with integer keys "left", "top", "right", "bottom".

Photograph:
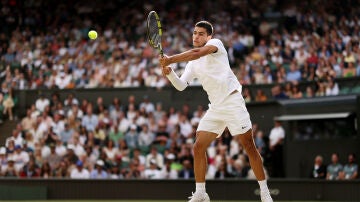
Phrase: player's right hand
[
  {"left": 161, "top": 66, "right": 171, "bottom": 76},
  {"left": 159, "top": 54, "right": 170, "bottom": 67}
]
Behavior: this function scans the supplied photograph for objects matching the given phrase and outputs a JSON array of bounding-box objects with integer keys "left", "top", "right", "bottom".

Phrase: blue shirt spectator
[
  {"left": 59, "top": 124, "right": 74, "bottom": 144},
  {"left": 286, "top": 63, "right": 302, "bottom": 82},
  {"left": 125, "top": 124, "right": 139, "bottom": 149},
  {"left": 81, "top": 107, "right": 99, "bottom": 132},
  {"left": 90, "top": 160, "right": 108, "bottom": 179}
]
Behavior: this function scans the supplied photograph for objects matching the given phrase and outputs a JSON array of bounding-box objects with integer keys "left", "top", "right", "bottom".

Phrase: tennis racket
[{"left": 147, "top": 11, "right": 163, "bottom": 57}]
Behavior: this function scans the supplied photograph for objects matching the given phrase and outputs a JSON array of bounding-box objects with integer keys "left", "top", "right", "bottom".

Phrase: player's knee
[
  {"left": 241, "top": 137, "right": 257, "bottom": 154},
  {"left": 193, "top": 141, "right": 206, "bottom": 156}
]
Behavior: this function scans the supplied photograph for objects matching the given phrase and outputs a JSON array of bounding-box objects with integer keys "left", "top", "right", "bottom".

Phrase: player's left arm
[{"left": 160, "top": 45, "right": 217, "bottom": 67}]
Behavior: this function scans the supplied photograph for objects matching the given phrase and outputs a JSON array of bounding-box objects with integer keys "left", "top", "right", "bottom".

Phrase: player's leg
[
  {"left": 189, "top": 106, "right": 225, "bottom": 202},
  {"left": 188, "top": 131, "right": 217, "bottom": 202},
  {"left": 238, "top": 129, "right": 265, "bottom": 180},
  {"left": 237, "top": 129, "right": 273, "bottom": 202},
  {"left": 193, "top": 131, "right": 218, "bottom": 182},
  {"left": 225, "top": 92, "right": 273, "bottom": 202}
]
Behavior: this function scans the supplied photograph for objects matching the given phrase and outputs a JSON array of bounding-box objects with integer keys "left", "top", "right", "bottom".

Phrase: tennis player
[{"left": 159, "top": 21, "right": 273, "bottom": 202}]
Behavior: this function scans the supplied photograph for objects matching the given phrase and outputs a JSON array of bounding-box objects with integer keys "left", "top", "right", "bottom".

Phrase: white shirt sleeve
[
  {"left": 166, "top": 63, "right": 194, "bottom": 91},
  {"left": 205, "top": 39, "right": 224, "bottom": 54}
]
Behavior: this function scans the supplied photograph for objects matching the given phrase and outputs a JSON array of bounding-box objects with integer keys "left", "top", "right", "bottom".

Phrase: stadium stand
[{"left": 0, "top": 0, "right": 359, "bottom": 180}]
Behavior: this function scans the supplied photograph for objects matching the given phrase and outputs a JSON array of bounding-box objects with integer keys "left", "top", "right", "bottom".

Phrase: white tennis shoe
[
  {"left": 260, "top": 190, "right": 273, "bottom": 202},
  {"left": 188, "top": 192, "right": 210, "bottom": 202}
]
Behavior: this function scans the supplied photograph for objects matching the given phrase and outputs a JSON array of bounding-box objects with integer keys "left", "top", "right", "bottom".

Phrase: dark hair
[{"left": 195, "top": 21, "right": 213, "bottom": 36}]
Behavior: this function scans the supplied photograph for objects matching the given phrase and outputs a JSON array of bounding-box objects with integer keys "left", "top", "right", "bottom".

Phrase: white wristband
[{"left": 166, "top": 70, "right": 188, "bottom": 91}]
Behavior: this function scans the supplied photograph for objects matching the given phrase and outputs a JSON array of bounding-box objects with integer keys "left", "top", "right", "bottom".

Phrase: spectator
[
  {"left": 35, "top": 94, "right": 50, "bottom": 113},
  {"left": 145, "top": 146, "right": 164, "bottom": 169},
  {"left": 178, "top": 114, "right": 192, "bottom": 139},
  {"left": 315, "top": 82, "right": 327, "bottom": 97},
  {"left": 304, "top": 86, "right": 315, "bottom": 98},
  {"left": 109, "top": 162, "right": 121, "bottom": 179},
  {"left": 44, "top": 143, "right": 62, "bottom": 171},
  {"left": 242, "top": 87, "right": 252, "bottom": 102},
  {"left": 6, "top": 129, "right": 24, "bottom": 148},
  {"left": 70, "top": 160, "right": 90, "bottom": 179},
  {"left": 325, "top": 78, "right": 339, "bottom": 96},
  {"left": 19, "top": 156, "right": 39, "bottom": 178},
  {"left": 123, "top": 159, "right": 142, "bottom": 179},
  {"left": 132, "top": 148, "right": 146, "bottom": 167},
  {"left": 286, "top": 62, "right": 302, "bottom": 82},
  {"left": 291, "top": 84, "right": 303, "bottom": 99},
  {"left": 343, "top": 62, "right": 357, "bottom": 77},
  {"left": 55, "top": 139, "right": 67, "bottom": 157},
  {"left": 271, "top": 85, "right": 289, "bottom": 100},
  {"left": 230, "top": 156, "right": 247, "bottom": 178},
  {"left": 54, "top": 160, "right": 70, "bottom": 178},
  {"left": 214, "top": 160, "right": 233, "bottom": 179},
  {"left": 340, "top": 153, "right": 358, "bottom": 180},
  {"left": 83, "top": 146, "right": 98, "bottom": 168},
  {"left": 64, "top": 93, "right": 79, "bottom": 107},
  {"left": 59, "top": 123, "right": 74, "bottom": 144},
  {"left": 64, "top": 145, "right": 79, "bottom": 165},
  {"left": 3, "top": 157, "right": 17, "bottom": 177},
  {"left": 93, "top": 125, "right": 107, "bottom": 146},
  {"left": 138, "top": 124, "right": 155, "bottom": 147},
  {"left": 283, "top": 82, "right": 293, "bottom": 98},
  {"left": 125, "top": 124, "right": 139, "bottom": 149},
  {"left": 153, "top": 103, "right": 166, "bottom": 123},
  {"left": 2, "top": 88, "right": 15, "bottom": 121},
  {"left": 90, "top": 160, "right": 108, "bottom": 179},
  {"left": 310, "top": 155, "right": 327, "bottom": 179},
  {"left": 108, "top": 126, "right": 124, "bottom": 147},
  {"left": 39, "top": 161, "right": 52, "bottom": 178},
  {"left": 254, "top": 130, "right": 266, "bottom": 156},
  {"left": 21, "top": 109, "right": 36, "bottom": 132},
  {"left": 294, "top": 46, "right": 309, "bottom": 66},
  {"left": 81, "top": 105, "right": 99, "bottom": 132},
  {"left": 326, "top": 153, "right": 343, "bottom": 180},
  {"left": 103, "top": 140, "right": 119, "bottom": 162},
  {"left": 117, "top": 111, "right": 131, "bottom": 134},
  {"left": 12, "top": 145, "right": 30, "bottom": 172},
  {"left": 160, "top": 153, "right": 179, "bottom": 179},
  {"left": 155, "top": 121, "right": 170, "bottom": 141},
  {"left": 139, "top": 95, "right": 155, "bottom": 114},
  {"left": 178, "top": 159, "right": 194, "bottom": 179},
  {"left": 143, "top": 159, "right": 162, "bottom": 179},
  {"left": 255, "top": 89, "right": 268, "bottom": 102},
  {"left": 269, "top": 120, "right": 285, "bottom": 177}
]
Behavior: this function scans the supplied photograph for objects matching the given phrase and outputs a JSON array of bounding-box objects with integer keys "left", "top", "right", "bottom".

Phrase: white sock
[
  {"left": 195, "top": 182, "right": 206, "bottom": 194},
  {"left": 258, "top": 180, "right": 269, "bottom": 192}
]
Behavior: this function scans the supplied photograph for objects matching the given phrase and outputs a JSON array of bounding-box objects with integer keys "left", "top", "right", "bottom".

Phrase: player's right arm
[
  {"left": 161, "top": 64, "right": 193, "bottom": 91},
  {"left": 159, "top": 45, "right": 217, "bottom": 67}
]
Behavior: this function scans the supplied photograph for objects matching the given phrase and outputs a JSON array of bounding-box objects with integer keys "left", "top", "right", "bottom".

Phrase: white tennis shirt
[{"left": 176, "top": 38, "right": 241, "bottom": 105}]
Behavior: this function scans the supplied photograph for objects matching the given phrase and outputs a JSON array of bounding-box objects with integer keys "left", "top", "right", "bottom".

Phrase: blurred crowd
[
  {"left": 0, "top": 0, "right": 360, "bottom": 94},
  {"left": 0, "top": 0, "right": 359, "bottom": 179},
  {"left": 0, "top": 93, "right": 273, "bottom": 179}
]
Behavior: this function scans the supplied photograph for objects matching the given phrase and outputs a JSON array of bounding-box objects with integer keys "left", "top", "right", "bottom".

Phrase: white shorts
[{"left": 197, "top": 91, "right": 252, "bottom": 137}]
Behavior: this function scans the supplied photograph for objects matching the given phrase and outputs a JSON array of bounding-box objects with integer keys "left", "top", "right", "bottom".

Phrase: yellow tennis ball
[{"left": 88, "top": 30, "right": 98, "bottom": 40}]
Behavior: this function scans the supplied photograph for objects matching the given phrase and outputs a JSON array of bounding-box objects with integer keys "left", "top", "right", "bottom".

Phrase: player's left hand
[{"left": 159, "top": 54, "right": 170, "bottom": 67}]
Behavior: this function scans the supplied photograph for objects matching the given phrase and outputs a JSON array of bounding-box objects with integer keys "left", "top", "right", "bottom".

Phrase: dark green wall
[{"left": 0, "top": 179, "right": 359, "bottom": 201}]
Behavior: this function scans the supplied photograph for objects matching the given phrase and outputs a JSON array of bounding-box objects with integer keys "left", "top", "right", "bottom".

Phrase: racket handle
[{"left": 159, "top": 44, "right": 164, "bottom": 57}]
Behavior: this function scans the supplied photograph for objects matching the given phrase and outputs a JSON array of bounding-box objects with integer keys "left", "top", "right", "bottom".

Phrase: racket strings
[{"left": 148, "top": 14, "right": 161, "bottom": 47}]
